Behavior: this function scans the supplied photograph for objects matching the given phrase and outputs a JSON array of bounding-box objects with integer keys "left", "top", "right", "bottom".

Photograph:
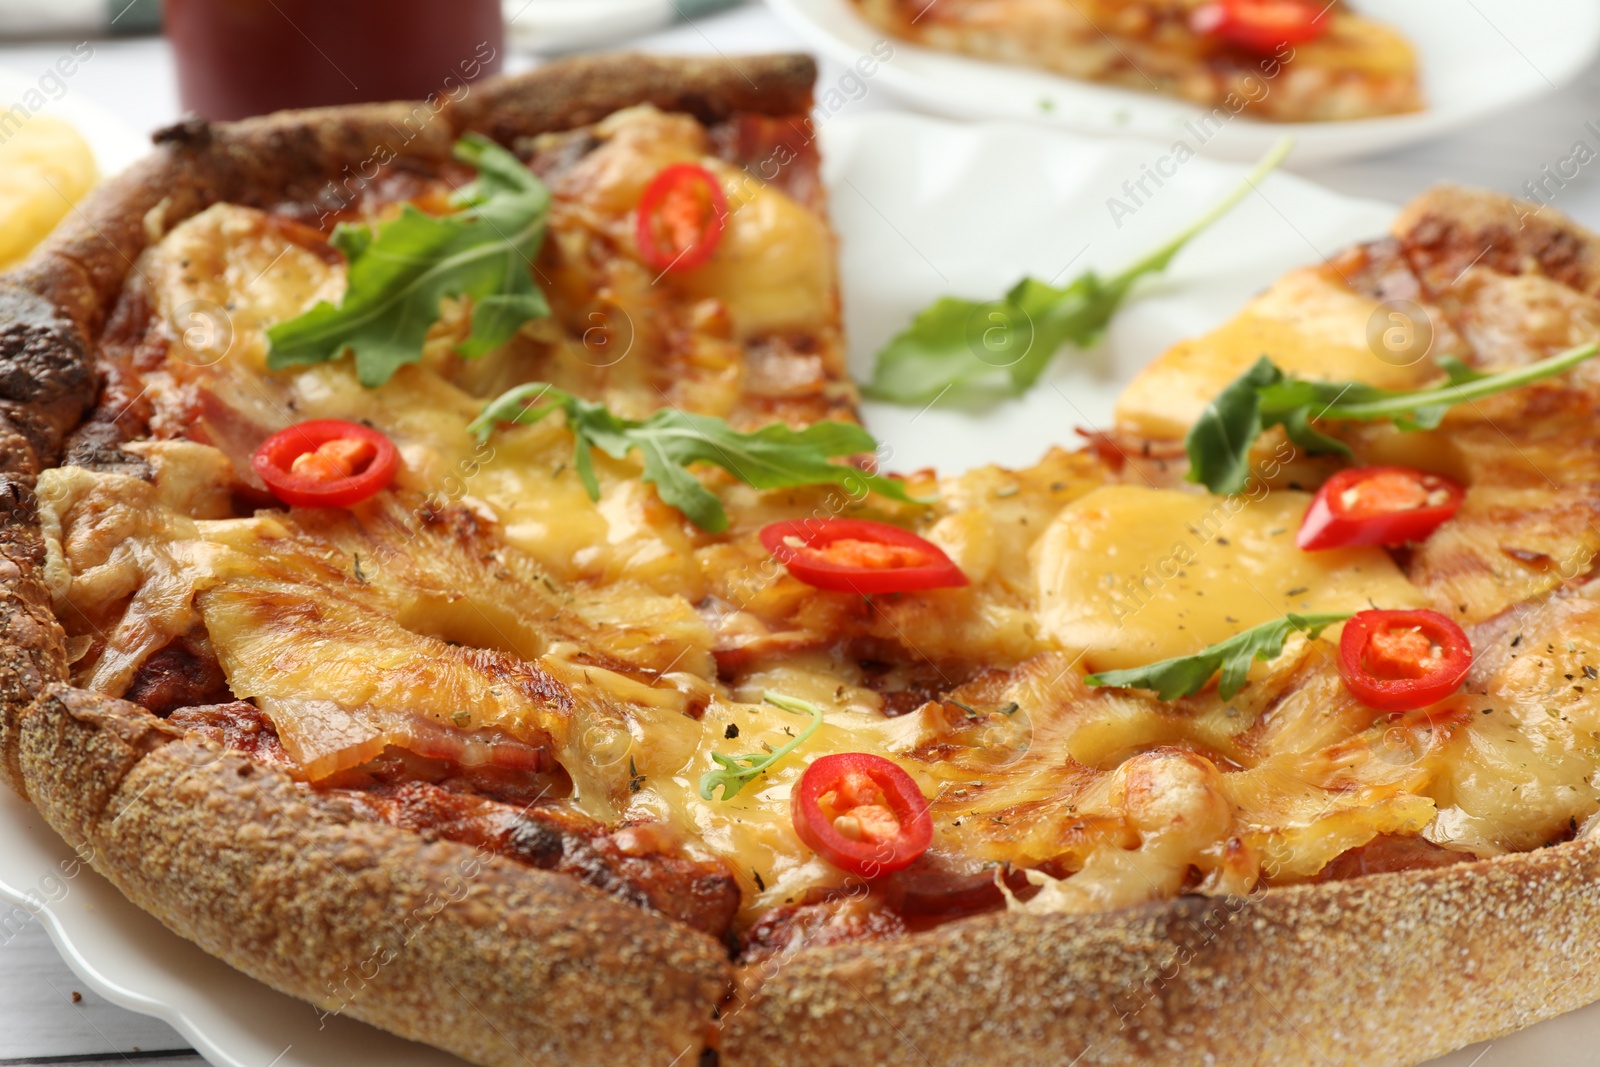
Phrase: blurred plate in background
[
  {"left": 766, "top": 0, "right": 1600, "bottom": 164},
  {"left": 506, "top": 0, "right": 743, "bottom": 52},
  {"left": 0, "top": 64, "right": 146, "bottom": 177}
]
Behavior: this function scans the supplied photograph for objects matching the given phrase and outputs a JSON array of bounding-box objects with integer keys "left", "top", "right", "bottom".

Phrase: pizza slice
[
  {"left": 5, "top": 52, "right": 1600, "bottom": 1067},
  {"left": 853, "top": 0, "right": 1423, "bottom": 122}
]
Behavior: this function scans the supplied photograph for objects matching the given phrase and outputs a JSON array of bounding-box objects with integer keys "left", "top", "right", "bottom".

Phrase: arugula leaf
[
  {"left": 1085, "top": 612, "right": 1350, "bottom": 702},
  {"left": 700, "top": 693, "right": 824, "bottom": 801},
  {"left": 863, "top": 137, "right": 1293, "bottom": 405},
  {"left": 469, "top": 383, "right": 926, "bottom": 532},
  {"left": 1186, "top": 341, "right": 1600, "bottom": 494},
  {"left": 266, "top": 134, "right": 551, "bottom": 388}
]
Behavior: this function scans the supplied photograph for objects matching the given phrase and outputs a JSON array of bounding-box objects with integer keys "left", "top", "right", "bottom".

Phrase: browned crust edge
[
  {"left": 1, "top": 56, "right": 1596, "bottom": 1067},
  {"left": 723, "top": 842, "right": 1600, "bottom": 1066},
  {"left": 451, "top": 52, "right": 818, "bottom": 147},
  {"left": 1391, "top": 182, "right": 1600, "bottom": 298},
  {"left": 22, "top": 684, "right": 730, "bottom": 1067}
]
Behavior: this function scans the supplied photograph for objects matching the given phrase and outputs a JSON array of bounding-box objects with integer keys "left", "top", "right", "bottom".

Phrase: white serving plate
[
  {"left": 0, "top": 65, "right": 147, "bottom": 179},
  {"left": 1, "top": 110, "right": 1591, "bottom": 1066},
  {"left": 765, "top": 0, "right": 1600, "bottom": 164},
  {"left": 504, "top": 0, "right": 742, "bottom": 53}
]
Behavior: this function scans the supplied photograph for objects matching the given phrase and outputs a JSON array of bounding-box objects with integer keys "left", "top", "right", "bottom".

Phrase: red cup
[{"left": 166, "top": 0, "right": 505, "bottom": 121}]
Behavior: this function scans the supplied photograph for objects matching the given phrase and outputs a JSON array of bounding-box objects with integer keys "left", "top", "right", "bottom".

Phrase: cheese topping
[
  {"left": 1115, "top": 266, "right": 1439, "bottom": 440},
  {"left": 36, "top": 112, "right": 1600, "bottom": 932},
  {"left": 1035, "top": 484, "right": 1427, "bottom": 672}
]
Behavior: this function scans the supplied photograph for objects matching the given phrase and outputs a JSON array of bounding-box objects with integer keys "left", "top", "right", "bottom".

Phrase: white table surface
[{"left": 5, "top": 2, "right": 1600, "bottom": 1063}]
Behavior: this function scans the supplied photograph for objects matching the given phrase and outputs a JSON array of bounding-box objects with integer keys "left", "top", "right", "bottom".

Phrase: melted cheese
[
  {"left": 1034, "top": 484, "right": 1426, "bottom": 672},
  {"left": 47, "top": 114, "right": 1600, "bottom": 929},
  {"left": 37, "top": 442, "right": 234, "bottom": 694},
  {"left": 1427, "top": 594, "right": 1600, "bottom": 854},
  {"left": 1115, "top": 266, "right": 1439, "bottom": 440},
  {"left": 676, "top": 162, "right": 836, "bottom": 337},
  {"left": 624, "top": 667, "right": 937, "bottom": 919},
  {"left": 145, "top": 203, "right": 347, "bottom": 376},
  {"left": 549, "top": 105, "right": 833, "bottom": 342}
]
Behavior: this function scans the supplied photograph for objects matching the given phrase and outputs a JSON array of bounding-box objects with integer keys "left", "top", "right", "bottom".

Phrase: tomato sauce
[{"left": 166, "top": 0, "right": 504, "bottom": 121}]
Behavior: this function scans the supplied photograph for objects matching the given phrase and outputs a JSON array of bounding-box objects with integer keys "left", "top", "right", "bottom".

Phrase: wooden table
[
  {"left": 3, "top": 2, "right": 1600, "bottom": 1063},
  {"left": 1, "top": 918, "right": 198, "bottom": 1065}
]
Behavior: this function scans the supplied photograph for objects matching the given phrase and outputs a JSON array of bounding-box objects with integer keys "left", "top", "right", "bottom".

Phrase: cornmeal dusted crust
[
  {"left": 452, "top": 52, "right": 818, "bottom": 147},
  {"left": 723, "top": 841, "right": 1600, "bottom": 1066},
  {"left": 2, "top": 54, "right": 1600, "bottom": 1067},
  {"left": 22, "top": 685, "right": 729, "bottom": 1067}
]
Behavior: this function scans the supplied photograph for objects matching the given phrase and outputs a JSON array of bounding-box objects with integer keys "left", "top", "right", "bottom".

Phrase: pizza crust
[
  {"left": 21, "top": 684, "right": 730, "bottom": 1067},
  {"left": 3, "top": 53, "right": 1599, "bottom": 1067},
  {"left": 723, "top": 840, "right": 1600, "bottom": 1065},
  {"left": 1391, "top": 183, "right": 1600, "bottom": 299},
  {"left": 453, "top": 52, "right": 817, "bottom": 146}
]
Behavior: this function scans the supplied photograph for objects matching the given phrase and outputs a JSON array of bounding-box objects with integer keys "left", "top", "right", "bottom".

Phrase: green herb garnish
[
  {"left": 1186, "top": 342, "right": 1599, "bottom": 495},
  {"left": 469, "top": 383, "right": 924, "bottom": 532},
  {"left": 267, "top": 134, "right": 552, "bottom": 388},
  {"left": 863, "top": 138, "right": 1293, "bottom": 405},
  {"left": 1085, "top": 612, "right": 1350, "bottom": 701},
  {"left": 699, "top": 693, "right": 824, "bottom": 801}
]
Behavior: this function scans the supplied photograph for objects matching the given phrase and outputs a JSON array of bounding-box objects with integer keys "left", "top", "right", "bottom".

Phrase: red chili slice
[
  {"left": 635, "top": 163, "right": 728, "bottom": 273},
  {"left": 1337, "top": 609, "right": 1472, "bottom": 713},
  {"left": 1189, "top": 0, "right": 1329, "bottom": 52},
  {"left": 760, "top": 518, "right": 969, "bottom": 595},
  {"left": 1297, "top": 466, "right": 1465, "bottom": 551},
  {"left": 251, "top": 419, "right": 399, "bottom": 508},
  {"left": 792, "top": 752, "right": 933, "bottom": 879}
]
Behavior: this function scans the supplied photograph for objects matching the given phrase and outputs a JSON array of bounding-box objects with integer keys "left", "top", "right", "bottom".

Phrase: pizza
[
  {"left": 4, "top": 51, "right": 1600, "bottom": 1067},
  {"left": 851, "top": 0, "right": 1423, "bottom": 122}
]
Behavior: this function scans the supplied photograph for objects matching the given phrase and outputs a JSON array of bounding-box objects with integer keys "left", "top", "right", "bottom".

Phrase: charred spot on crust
[
  {"left": 0, "top": 311, "right": 91, "bottom": 409},
  {"left": 1333, "top": 237, "right": 1427, "bottom": 305},
  {"left": 506, "top": 817, "right": 565, "bottom": 869},
  {"left": 0, "top": 289, "right": 95, "bottom": 480},
  {"left": 151, "top": 114, "right": 214, "bottom": 148},
  {"left": 452, "top": 53, "right": 816, "bottom": 148},
  {"left": 1394, "top": 191, "right": 1600, "bottom": 299}
]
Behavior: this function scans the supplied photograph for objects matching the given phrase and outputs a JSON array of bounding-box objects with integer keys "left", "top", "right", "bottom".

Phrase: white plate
[
  {"left": 766, "top": 0, "right": 1600, "bottom": 164},
  {"left": 504, "top": 0, "right": 742, "bottom": 53},
  {"left": 0, "top": 112, "right": 1590, "bottom": 1066},
  {"left": 0, "top": 65, "right": 147, "bottom": 180}
]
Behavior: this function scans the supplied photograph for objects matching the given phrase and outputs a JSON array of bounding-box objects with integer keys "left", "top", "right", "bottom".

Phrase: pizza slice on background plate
[
  {"left": 2, "top": 52, "right": 1599, "bottom": 1067},
  {"left": 851, "top": 0, "right": 1423, "bottom": 122}
]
